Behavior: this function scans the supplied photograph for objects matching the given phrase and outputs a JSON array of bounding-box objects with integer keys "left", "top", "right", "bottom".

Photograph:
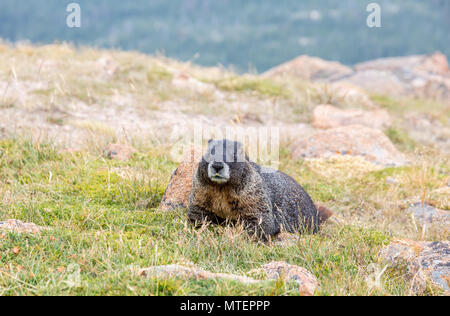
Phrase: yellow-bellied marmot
[{"left": 188, "top": 139, "right": 332, "bottom": 240}]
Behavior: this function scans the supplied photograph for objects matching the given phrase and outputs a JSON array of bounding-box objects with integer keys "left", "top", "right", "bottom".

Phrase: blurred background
[{"left": 1, "top": 0, "right": 449, "bottom": 72}]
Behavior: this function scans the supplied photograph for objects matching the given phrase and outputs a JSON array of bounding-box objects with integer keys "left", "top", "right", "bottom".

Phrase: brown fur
[
  {"left": 188, "top": 139, "right": 333, "bottom": 240},
  {"left": 315, "top": 204, "right": 333, "bottom": 225}
]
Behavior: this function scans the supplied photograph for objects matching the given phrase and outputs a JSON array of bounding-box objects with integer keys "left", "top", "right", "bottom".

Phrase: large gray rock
[
  {"left": 0, "top": 219, "right": 45, "bottom": 234},
  {"left": 139, "top": 261, "right": 318, "bottom": 296},
  {"left": 340, "top": 52, "right": 450, "bottom": 99},
  {"left": 380, "top": 239, "right": 450, "bottom": 295},
  {"left": 408, "top": 202, "right": 450, "bottom": 226},
  {"left": 291, "top": 124, "right": 407, "bottom": 166}
]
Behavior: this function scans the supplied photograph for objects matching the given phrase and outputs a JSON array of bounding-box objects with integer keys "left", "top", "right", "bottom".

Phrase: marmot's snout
[
  {"left": 208, "top": 161, "right": 230, "bottom": 184},
  {"left": 201, "top": 139, "right": 247, "bottom": 185},
  {"left": 190, "top": 139, "right": 325, "bottom": 240}
]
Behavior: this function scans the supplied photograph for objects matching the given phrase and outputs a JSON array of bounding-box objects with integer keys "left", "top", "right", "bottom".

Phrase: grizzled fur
[{"left": 188, "top": 139, "right": 330, "bottom": 240}]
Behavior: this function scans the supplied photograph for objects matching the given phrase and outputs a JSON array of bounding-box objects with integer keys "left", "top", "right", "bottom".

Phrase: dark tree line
[{"left": 0, "top": 0, "right": 449, "bottom": 72}]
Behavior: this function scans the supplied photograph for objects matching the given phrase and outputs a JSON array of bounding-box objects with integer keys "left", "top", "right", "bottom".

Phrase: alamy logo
[
  {"left": 365, "top": 263, "right": 388, "bottom": 292},
  {"left": 367, "top": 3, "right": 382, "bottom": 28},
  {"left": 169, "top": 124, "right": 280, "bottom": 173},
  {"left": 66, "top": 3, "right": 81, "bottom": 28}
]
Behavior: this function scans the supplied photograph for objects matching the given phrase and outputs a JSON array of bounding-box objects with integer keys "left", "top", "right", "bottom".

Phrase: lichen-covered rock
[
  {"left": 380, "top": 239, "right": 450, "bottom": 295},
  {"left": 354, "top": 52, "right": 449, "bottom": 75},
  {"left": 291, "top": 124, "right": 407, "bottom": 166},
  {"left": 312, "top": 104, "right": 391, "bottom": 130},
  {"left": 272, "top": 232, "right": 300, "bottom": 247},
  {"left": 0, "top": 219, "right": 45, "bottom": 234},
  {"left": 139, "top": 261, "right": 318, "bottom": 295},
  {"left": 408, "top": 203, "right": 450, "bottom": 226},
  {"left": 104, "top": 143, "right": 136, "bottom": 161},
  {"left": 159, "top": 146, "right": 202, "bottom": 211},
  {"left": 248, "top": 261, "right": 318, "bottom": 296},
  {"left": 172, "top": 72, "right": 220, "bottom": 97},
  {"left": 341, "top": 52, "right": 450, "bottom": 99},
  {"left": 139, "top": 264, "right": 257, "bottom": 284}
]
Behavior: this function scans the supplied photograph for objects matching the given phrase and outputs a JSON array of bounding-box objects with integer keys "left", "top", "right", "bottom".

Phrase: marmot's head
[{"left": 198, "top": 139, "right": 250, "bottom": 186}]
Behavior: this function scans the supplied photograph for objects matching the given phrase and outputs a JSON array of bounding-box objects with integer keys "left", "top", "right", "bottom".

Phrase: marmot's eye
[{"left": 211, "top": 148, "right": 215, "bottom": 155}]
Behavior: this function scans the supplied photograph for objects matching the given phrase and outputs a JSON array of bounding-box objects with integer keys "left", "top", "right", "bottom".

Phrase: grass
[
  {"left": 372, "top": 94, "right": 449, "bottom": 124},
  {"left": 0, "top": 42, "right": 448, "bottom": 296},
  {"left": 385, "top": 127, "right": 417, "bottom": 153},
  {"left": 211, "top": 76, "right": 290, "bottom": 98},
  {"left": 0, "top": 138, "right": 447, "bottom": 296}
]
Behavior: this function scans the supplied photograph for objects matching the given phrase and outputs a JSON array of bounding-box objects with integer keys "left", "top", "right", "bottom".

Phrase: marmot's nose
[{"left": 212, "top": 162, "right": 224, "bottom": 172}]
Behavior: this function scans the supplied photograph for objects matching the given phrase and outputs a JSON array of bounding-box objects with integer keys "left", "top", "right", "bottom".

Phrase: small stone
[
  {"left": 104, "top": 143, "right": 136, "bottom": 161},
  {"left": 172, "top": 72, "right": 220, "bottom": 96},
  {"left": 408, "top": 202, "right": 450, "bottom": 225},
  {"left": 0, "top": 219, "right": 45, "bottom": 234},
  {"left": 386, "top": 177, "right": 398, "bottom": 185},
  {"left": 272, "top": 232, "right": 300, "bottom": 247}
]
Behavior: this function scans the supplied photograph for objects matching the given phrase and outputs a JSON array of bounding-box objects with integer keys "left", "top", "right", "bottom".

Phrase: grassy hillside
[
  {"left": 0, "top": 43, "right": 448, "bottom": 295},
  {"left": 0, "top": 0, "right": 449, "bottom": 71},
  {"left": 0, "top": 137, "right": 447, "bottom": 295}
]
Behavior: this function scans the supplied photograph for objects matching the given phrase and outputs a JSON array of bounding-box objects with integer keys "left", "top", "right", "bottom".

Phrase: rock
[
  {"left": 139, "top": 264, "right": 257, "bottom": 284},
  {"left": 263, "top": 55, "right": 353, "bottom": 81},
  {"left": 354, "top": 52, "right": 449, "bottom": 75},
  {"left": 386, "top": 177, "right": 399, "bottom": 185},
  {"left": 408, "top": 203, "right": 450, "bottom": 225},
  {"left": 104, "top": 143, "right": 136, "bottom": 161},
  {"left": 248, "top": 261, "right": 318, "bottom": 296},
  {"left": 291, "top": 124, "right": 407, "bottom": 166},
  {"left": 340, "top": 52, "right": 450, "bottom": 99},
  {"left": 139, "top": 261, "right": 318, "bottom": 295},
  {"left": 159, "top": 146, "right": 202, "bottom": 211},
  {"left": 172, "top": 72, "right": 219, "bottom": 96},
  {"left": 312, "top": 104, "right": 392, "bottom": 130},
  {"left": 337, "top": 70, "right": 407, "bottom": 96},
  {"left": 321, "top": 82, "right": 377, "bottom": 109},
  {"left": 304, "top": 155, "right": 382, "bottom": 179},
  {"left": 0, "top": 219, "right": 45, "bottom": 234},
  {"left": 58, "top": 148, "right": 79, "bottom": 154},
  {"left": 272, "top": 232, "right": 300, "bottom": 247},
  {"left": 404, "top": 112, "right": 450, "bottom": 154},
  {"left": 380, "top": 239, "right": 450, "bottom": 295},
  {"left": 97, "top": 56, "right": 120, "bottom": 77},
  {"left": 264, "top": 53, "right": 450, "bottom": 99}
]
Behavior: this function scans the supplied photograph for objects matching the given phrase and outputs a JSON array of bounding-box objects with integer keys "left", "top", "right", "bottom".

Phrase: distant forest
[{"left": 1, "top": 0, "right": 449, "bottom": 72}]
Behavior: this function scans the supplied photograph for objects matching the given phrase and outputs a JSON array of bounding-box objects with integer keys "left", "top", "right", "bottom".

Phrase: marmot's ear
[
  {"left": 235, "top": 141, "right": 248, "bottom": 162},
  {"left": 208, "top": 139, "right": 214, "bottom": 144}
]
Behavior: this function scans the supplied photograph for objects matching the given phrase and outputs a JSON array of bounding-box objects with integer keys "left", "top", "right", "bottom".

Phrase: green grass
[
  {"left": 211, "top": 76, "right": 290, "bottom": 98},
  {"left": 146, "top": 65, "right": 174, "bottom": 83},
  {"left": 1, "top": 138, "right": 446, "bottom": 296},
  {"left": 372, "top": 94, "right": 449, "bottom": 124},
  {"left": 385, "top": 127, "right": 417, "bottom": 153}
]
